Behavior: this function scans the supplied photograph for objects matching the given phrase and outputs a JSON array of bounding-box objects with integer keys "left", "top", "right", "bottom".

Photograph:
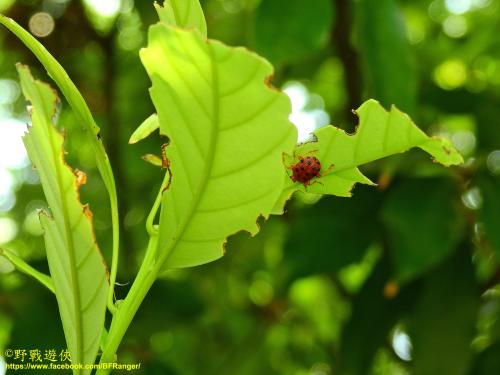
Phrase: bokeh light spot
[
  {"left": 84, "top": 0, "right": 121, "bottom": 18},
  {"left": 434, "top": 59, "right": 468, "bottom": 90},
  {"left": 392, "top": 328, "right": 412, "bottom": 361},
  {"left": 283, "top": 82, "right": 308, "bottom": 111},
  {"left": 28, "top": 12, "right": 55, "bottom": 38},
  {"left": 0, "top": 80, "right": 20, "bottom": 105},
  {"left": 0, "top": 356, "right": 7, "bottom": 375},
  {"left": 445, "top": 0, "right": 472, "bottom": 14},
  {"left": 443, "top": 15, "right": 468, "bottom": 38},
  {"left": 462, "top": 186, "right": 483, "bottom": 210},
  {"left": 283, "top": 81, "right": 330, "bottom": 142},
  {"left": 486, "top": 150, "right": 500, "bottom": 175},
  {"left": 0, "top": 251, "right": 15, "bottom": 273},
  {"left": 0, "top": 217, "right": 18, "bottom": 244},
  {"left": 405, "top": 9, "right": 428, "bottom": 44},
  {"left": 0, "top": 192, "right": 16, "bottom": 213},
  {"left": 0, "top": 170, "right": 14, "bottom": 202},
  {"left": 451, "top": 130, "right": 476, "bottom": 155},
  {"left": 0, "top": 118, "right": 29, "bottom": 170}
]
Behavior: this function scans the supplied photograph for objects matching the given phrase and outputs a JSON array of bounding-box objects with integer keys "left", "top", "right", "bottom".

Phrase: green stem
[
  {"left": 146, "top": 173, "right": 169, "bottom": 236},
  {"left": 107, "top": 199, "right": 120, "bottom": 314},
  {"left": 97, "top": 235, "right": 159, "bottom": 374},
  {"left": 99, "top": 169, "right": 170, "bottom": 372}
]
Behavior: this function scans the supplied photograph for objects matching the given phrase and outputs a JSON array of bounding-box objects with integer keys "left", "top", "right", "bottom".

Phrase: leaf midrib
[
  {"left": 318, "top": 110, "right": 429, "bottom": 176},
  {"left": 41, "top": 89, "right": 84, "bottom": 368},
  {"left": 157, "top": 41, "right": 220, "bottom": 267}
]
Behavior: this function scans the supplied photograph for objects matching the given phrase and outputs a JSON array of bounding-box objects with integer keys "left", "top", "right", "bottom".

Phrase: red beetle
[{"left": 289, "top": 155, "right": 322, "bottom": 187}]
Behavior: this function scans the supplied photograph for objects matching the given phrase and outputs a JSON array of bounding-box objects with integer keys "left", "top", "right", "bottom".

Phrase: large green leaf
[
  {"left": 18, "top": 65, "right": 108, "bottom": 373},
  {"left": 140, "top": 24, "right": 297, "bottom": 269},
  {"left": 274, "top": 100, "right": 463, "bottom": 213}
]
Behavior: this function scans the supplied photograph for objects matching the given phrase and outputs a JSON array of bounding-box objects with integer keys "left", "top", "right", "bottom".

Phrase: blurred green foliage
[{"left": 0, "top": 0, "right": 499, "bottom": 374}]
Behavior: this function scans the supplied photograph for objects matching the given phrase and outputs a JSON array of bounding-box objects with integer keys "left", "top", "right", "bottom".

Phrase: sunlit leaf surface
[{"left": 140, "top": 24, "right": 297, "bottom": 269}]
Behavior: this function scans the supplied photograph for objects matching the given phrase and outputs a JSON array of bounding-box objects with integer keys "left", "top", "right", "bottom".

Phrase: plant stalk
[{"left": 96, "top": 234, "right": 159, "bottom": 374}]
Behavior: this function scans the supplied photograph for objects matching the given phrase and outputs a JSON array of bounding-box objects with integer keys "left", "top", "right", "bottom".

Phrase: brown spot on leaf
[
  {"left": 161, "top": 143, "right": 170, "bottom": 169},
  {"left": 83, "top": 204, "right": 93, "bottom": 220},
  {"left": 74, "top": 169, "right": 87, "bottom": 187},
  {"left": 264, "top": 74, "right": 275, "bottom": 88}
]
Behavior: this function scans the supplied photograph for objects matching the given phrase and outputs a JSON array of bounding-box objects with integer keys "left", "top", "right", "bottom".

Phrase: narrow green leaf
[
  {"left": 142, "top": 153, "right": 163, "bottom": 167},
  {"left": 274, "top": 100, "right": 463, "bottom": 213},
  {"left": 0, "top": 248, "right": 55, "bottom": 293},
  {"left": 0, "top": 14, "right": 119, "bottom": 311},
  {"left": 18, "top": 65, "right": 108, "bottom": 374},
  {"left": 155, "top": 0, "right": 207, "bottom": 37},
  {"left": 140, "top": 24, "right": 297, "bottom": 269},
  {"left": 129, "top": 114, "right": 159, "bottom": 144}
]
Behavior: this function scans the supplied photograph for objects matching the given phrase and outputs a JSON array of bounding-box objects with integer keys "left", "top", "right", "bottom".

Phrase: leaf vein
[
  {"left": 212, "top": 127, "right": 294, "bottom": 180},
  {"left": 220, "top": 61, "right": 261, "bottom": 98},
  {"left": 81, "top": 274, "right": 106, "bottom": 313},
  {"left": 221, "top": 95, "right": 280, "bottom": 131},
  {"left": 197, "top": 184, "right": 278, "bottom": 214}
]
